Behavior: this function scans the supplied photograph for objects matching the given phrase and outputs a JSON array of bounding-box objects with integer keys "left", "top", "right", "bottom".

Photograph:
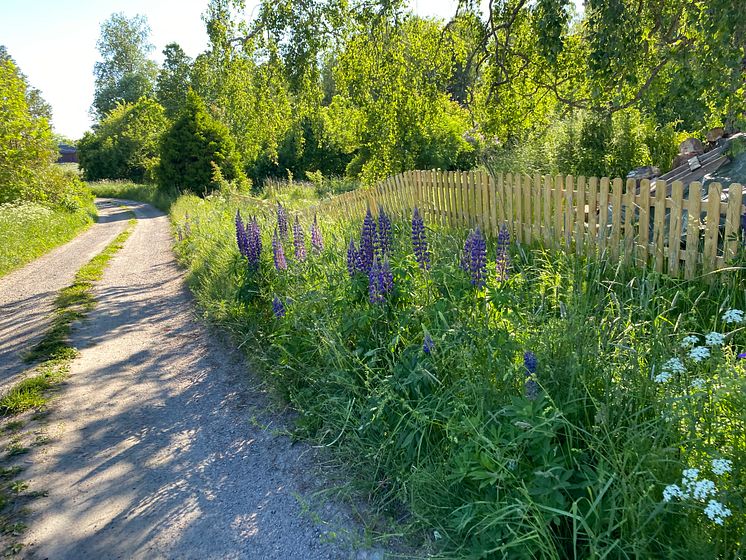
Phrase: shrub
[
  {"left": 158, "top": 91, "right": 248, "bottom": 196},
  {"left": 78, "top": 96, "right": 167, "bottom": 183}
]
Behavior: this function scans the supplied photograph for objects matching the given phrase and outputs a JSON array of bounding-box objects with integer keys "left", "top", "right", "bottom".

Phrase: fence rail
[{"left": 298, "top": 170, "right": 745, "bottom": 279}]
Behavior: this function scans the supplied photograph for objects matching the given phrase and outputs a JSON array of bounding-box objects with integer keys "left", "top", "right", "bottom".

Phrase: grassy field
[
  {"left": 89, "top": 181, "right": 179, "bottom": 213},
  {"left": 170, "top": 192, "right": 745, "bottom": 558},
  {"left": 0, "top": 200, "right": 96, "bottom": 279}
]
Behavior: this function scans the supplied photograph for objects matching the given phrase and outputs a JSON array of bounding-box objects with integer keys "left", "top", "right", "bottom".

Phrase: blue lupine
[
  {"left": 347, "top": 239, "right": 358, "bottom": 277},
  {"left": 378, "top": 205, "right": 392, "bottom": 256},
  {"left": 235, "top": 211, "right": 248, "bottom": 257},
  {"left": 359, "top": 208, "right": 377, "bottom": 273},
  {"left": 411, "top": 206, "right": 431, "bottom": 270},
  {"left": 368, "top": 257, "right": 394, "bottom": 304},
  {"left": 524, "top": 351, "right": 539, "bottom": 400},
  {"left": 293, "top": 216, "right": 306, "bottom": 261},
  {"left": 272, "top": 229, "right": 287, "bottom": 270},
  {"left": 462, "top": 228, "right": 487, "bottom": 287},
  {"left": 311, "top": 214, "right": 323, "bottom": 253},
  {"left": 276, "top": 202, "right": 289, "bottom": 239},
  {"left": 495, "top": 223, "right": 510, "bottom": 282},
  {"left": 272, "top": 295, "right": 286, "bottom": 318},
  {"left": 246, "top": 216, "right": 262, "bottom": 268},
  {"left": 423, "top": 333, "right": 435, "bottom": 355}
]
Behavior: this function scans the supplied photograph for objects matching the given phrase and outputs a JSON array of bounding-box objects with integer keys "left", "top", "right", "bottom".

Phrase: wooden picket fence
[{"left": 301, "top": 169, "right": 745, "bottom": 279}]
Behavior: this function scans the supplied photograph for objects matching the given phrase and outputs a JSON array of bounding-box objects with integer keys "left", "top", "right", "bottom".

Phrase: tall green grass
[
  {"left": 0, "top": 199, "right": 96, "bottom": 278},
  {"left": 172, "top": 193, "right": 745, "bottom": 558}
]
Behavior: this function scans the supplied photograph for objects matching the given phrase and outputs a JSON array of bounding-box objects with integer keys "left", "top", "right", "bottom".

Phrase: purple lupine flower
[
  {"left": 738, "top": 353, "right": 746, "bottom": 359},
  {"left": 495, "top": 223, "right": 510, "bottom": 282},
  {"left": 311, "top": 214, "right": 323, "bottom": 253},
  {"left": 272, "top": 295, "right": 286, "bottom": 318},
  {"left": 347, "top": 239, "right": 358, "bottom": 277},
  {"left": 377, "top": 205, "right": 392, "bottom": 256},
  {"left": 235, "top": 210, "right": 248, "bottom": 257},
  {"left": 524, "top": 351, "right": 539, "bottom": 400},
  {"left": 293, "top": 216, "right": 306, "bottom": 262},
  {"left": 411, "top": 207, "right": 431, "bottom": 270},
  {"left": 276, "top": 202, "right": 289, "bottom": 239},
  {"left": 272, "top": 229, "right": 287, "bottom": 270},
  {"left": 246, "top": 216, "right": 262, "bottom": 269},
  {"left": 462, "top": 228, "right": 487, "bottom": 287},
  {"left": 359, "top": 208, "right": 377, "bottom": 273},
  {"left": 423, "top": 333, "right": 435, "bottom": 355},
  {"left": 368, "top": 258, "right": 394, "bottom": 304}
]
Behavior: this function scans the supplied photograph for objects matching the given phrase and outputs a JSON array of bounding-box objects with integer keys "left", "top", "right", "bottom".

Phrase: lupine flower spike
[
  {"left": 293, "top": 216, "right": 306, "bottom": 261},
  {"left": 368, "top": 258, "right": 394, "bottom": 304},
  {"left": 272, "top": 295, "right": 285, "bottom": 318},
  {"left": 347, "top": 239, "right": 358, "bottom": 277},
  {"left": 235, "top": 211, "right": 248, "bottom": 257},
  {"left": 378, "top": 205, "right": 392, "bottom": 256},
  {"left": 462, "top": 228, "right": 487, "bottom": 287},
  {"left": 359, "top": 208, "right": 377, "bottom": 273},
  {"left": 311, "top": 214, "right": 323, "bottom": 253},
  {"left": 412, "top": 207, "right": 431, "bottom": 270},
  {"left": 423, "top": 333, "right": 435, "bottom": 355},
  {"left": 524, "top": 351, "right": 539, "bottom": 400},
  {"left": 276, "top": 202, "right": 289, "bottom": 239},
  {"left": 272, "top": 229, "right": 287, "bottom": 270},
  {"left": 496, "top": 223, "right": 510, "bottom": 282}
]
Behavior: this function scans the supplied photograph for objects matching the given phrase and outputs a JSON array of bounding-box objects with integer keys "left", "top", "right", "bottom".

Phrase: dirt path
[
  {"left": 0, "top": 201, "right": 132, "bottom": 395},
  {"left": 20, "top": 201, "right": 369, "bottom": 559}
]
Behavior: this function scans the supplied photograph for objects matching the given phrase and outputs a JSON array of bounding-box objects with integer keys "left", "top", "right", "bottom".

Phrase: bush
[
  {"left": 78, "top": 97, "right": 168, "bottom": 183},
  {"left": 158, "top": 91, "right": 248, "bottom": 196}
]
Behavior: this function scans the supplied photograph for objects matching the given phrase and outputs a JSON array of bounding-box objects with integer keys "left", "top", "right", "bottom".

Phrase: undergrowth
[
  {"left": 172, "top": 193, "right": 745, "bottom": 559},
  {"left": 89, "top": 181, "right": 179, "bottom": 212}
]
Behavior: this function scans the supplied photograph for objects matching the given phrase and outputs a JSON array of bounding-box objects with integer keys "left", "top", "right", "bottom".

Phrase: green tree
[
  {"left": 92, "top": 13, "right": 158, "bottom": 120},
  {"left": 0, "top": 53, "right": 56, "bottom": 203},
  {"left": 156, "top": 43, "right": 192, "bottom": 119},
  {"left": 78, "top": 97, "right": 167, "bottom": 182},
  {"left": 158, "top": 90, "right": 247, "bottom": 195}
]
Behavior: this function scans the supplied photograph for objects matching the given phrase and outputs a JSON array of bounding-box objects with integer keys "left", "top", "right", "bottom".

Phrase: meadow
[{"left": 171, "top": 191, "right": 746, "bottom": 559}]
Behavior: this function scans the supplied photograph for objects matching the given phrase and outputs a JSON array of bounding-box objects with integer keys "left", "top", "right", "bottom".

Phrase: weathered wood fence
[{"left": 303, "top": 170, "right": 745, "bottom": 279}]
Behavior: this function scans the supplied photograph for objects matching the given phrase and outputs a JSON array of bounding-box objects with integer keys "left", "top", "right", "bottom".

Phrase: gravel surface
[
  {"left": 20, "top": 200, "right": 373, "bottom": 559},
  {"left": 0, "top": 200, "right": 131, "bottom": 395}
]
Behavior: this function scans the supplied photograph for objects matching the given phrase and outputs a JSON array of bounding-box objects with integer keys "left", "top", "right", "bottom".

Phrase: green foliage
[
  {"left": 158, "top": 91, "right": 248, "bottom": 196},
  {"left": 156, "top": 43, "right": 192, "bottom": 119},
  {"left": 79, "top": 97, "right": 168, "bottom": 183},
  {"left": 89, "top": 180, "right": 178, "bottom": 212},
  {"left": 173, "top": 193, "right": 745, "bottom": 558},
  {"left": 92, "top": 13, "right": 158, "bottom": 120}
]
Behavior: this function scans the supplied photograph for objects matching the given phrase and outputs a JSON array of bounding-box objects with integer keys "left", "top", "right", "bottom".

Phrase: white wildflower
[
  {"left": 654, "top": 370, "right": 673, "bottom": 383},
  {"left": 704, "top": 332, "right": 725, "bottom": 346},
  {"left": 712, "top": 459, "right": 733, "bottom": 476},
  {"left": 704, "top": 500, "right": 732, "bottom": 525},
  {"left": 680, "top": 335, "right": 699, "bottom": 348},
  {"left": 690, "top": 378, "right": 706, "bottom": 390},
  {"left": 722, "top": 309, "right": 745, "bottom": 324},
  {"left": 689, "top": 346, "right": 710, "bottom": 362},
  {"left": 663, "top": 357, "right": 686, "bottom": 373},
  {"left": 663, "top": 484, "right": 683, "bottom": 502},
  {"left": 682, "top": 468, "right": 699, "bottom": 482},
  {"left": 692, "top": 479, "right": 717, "bottom": 501}
]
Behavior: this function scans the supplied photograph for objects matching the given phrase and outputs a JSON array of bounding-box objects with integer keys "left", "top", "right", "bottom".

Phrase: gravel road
[
  {"left": 0, "top": 201, "right": 131, "bottom": 395},
  {"left": 19, "top": 201, "right": 371, "bottom": 559}
]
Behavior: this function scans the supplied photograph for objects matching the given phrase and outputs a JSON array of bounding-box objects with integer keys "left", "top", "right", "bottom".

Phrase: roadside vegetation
[
  {"left": 0, "top": 48, "right": 94, "bottom": 278},
  {"left": 171, "top": 193, "right": 745, "bottom": 558}
]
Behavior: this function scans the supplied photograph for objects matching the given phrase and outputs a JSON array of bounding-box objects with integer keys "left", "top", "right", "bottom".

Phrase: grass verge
[
  {"left": 90, "top": 180, "right": 178, "bottom": 213},
  {"left": 0, "top": 200, "right": 97, "bottom": 279}
]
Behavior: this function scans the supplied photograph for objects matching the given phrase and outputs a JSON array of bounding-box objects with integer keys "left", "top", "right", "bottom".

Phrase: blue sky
[{"left": 1, "top": 0, "right": 489, "bottom": 139}]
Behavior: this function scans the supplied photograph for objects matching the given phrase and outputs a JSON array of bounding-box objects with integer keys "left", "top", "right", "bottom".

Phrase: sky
[{"left": 1, "top": 0, "right": 488, "bottom": 140}]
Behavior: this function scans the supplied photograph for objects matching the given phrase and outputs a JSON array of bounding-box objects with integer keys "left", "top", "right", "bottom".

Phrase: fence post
[
  {"left": 724, "top": 183, "right": 743, "bottom": 263},
  {"left": 668, "top": 181, "right": 684, "bottom": 275},
  {"left": 703, "top": 183, "right": 722, "bottom": 273}
]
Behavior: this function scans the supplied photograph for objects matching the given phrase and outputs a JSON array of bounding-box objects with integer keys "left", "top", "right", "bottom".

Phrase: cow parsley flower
[
  {"left": 704, "top": 332, "right": 724, "bottom": 346},
  {"left": 691, "top": 479, "right": 717, "bottom": 501},
  {"left": 663, "top": 357, "right": 686, "bottom": 374},
  {"left": 704, "top": 500, "right": 732, "bottom": 525},
  {"left": 654, "top": 370, "right": 673, "bottom": 383},
  {"left": 663, "top": 484, "right": 683, "bottom": 502},
  {"left": 690, "top": 378, "right": 706, "bottom": 390},
  {"left": 689, "top": 346, "right": 710, "bottom": 362},
  {"left": 711, "top": 459, "right": 733, "bottom": 476},
  {"left": 680, "top": 335, "right": 699, "bottom": 348},
  {"left": 682, "top": 468, "right": 700, "bottom": 483},
  {"left": 722, "top": 308, "right": 744, "bottom": 324}
]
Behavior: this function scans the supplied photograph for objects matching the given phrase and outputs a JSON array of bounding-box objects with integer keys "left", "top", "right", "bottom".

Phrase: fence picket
[
  {"left": 610, "top": 178, "right": 623, "bottom": 261},
  {"left": 638, "top": 179, "right": 651, "bottom": 267},
  {"left": 575, "top": 176, "right": 586, "bottom": 255},
  {"left": 623, "top": 178, "right": 635, "bottom": 264},
  {"left": 684, "top": 182, "right": 702, "bottom": 278},
  {"left": 523, "top": 175, "right": 532, "bottom": 244},
  {"left": 703, "top": 183, "right": 721, "bottom": 273},
  {"left": 724, "top": 183, "right": 743, "bottom": 262},
  {"left": 668, "top": 181, "right": 684, "bottom": 275},
  {"left": 653, "top": 180, "right": 667, "bottom": 273}
]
